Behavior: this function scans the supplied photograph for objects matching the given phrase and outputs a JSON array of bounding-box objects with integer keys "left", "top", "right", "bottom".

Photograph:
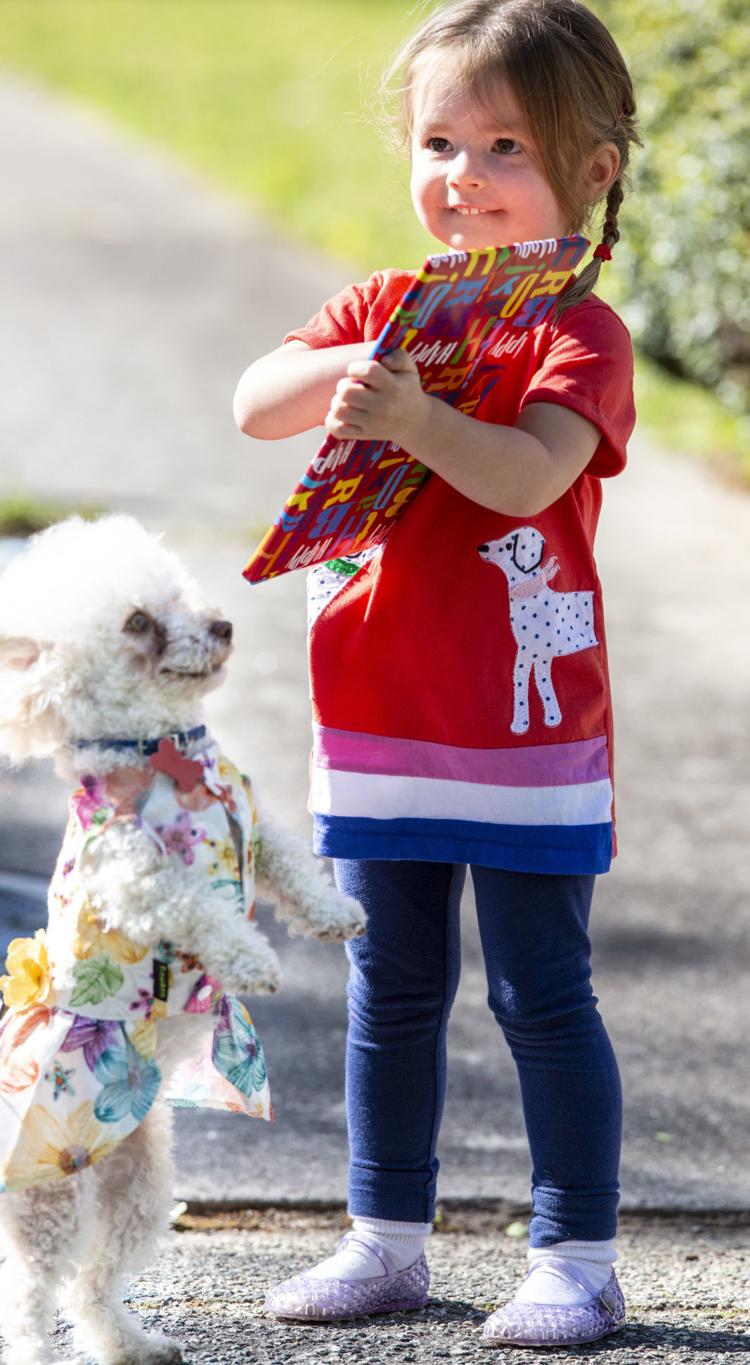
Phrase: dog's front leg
[
  {"left": 255, "top": 811, "right": 366, "bottom": 941},
  {"left": 81, "top": 823, "right": 281, "bottom": 995}
]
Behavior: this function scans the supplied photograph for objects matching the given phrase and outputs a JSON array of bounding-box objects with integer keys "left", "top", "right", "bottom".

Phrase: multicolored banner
[{"left": 243, "top": 235, "right": 589, "bottom": 583}]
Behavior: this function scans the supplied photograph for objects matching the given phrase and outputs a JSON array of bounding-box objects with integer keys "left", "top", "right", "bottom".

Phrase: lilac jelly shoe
[
  {"left": 482, "top": 1258, "right": 626, "bottom": 1348},
  {"left": 265, "top": 1232, "right": 430, "bottom": 1321}
]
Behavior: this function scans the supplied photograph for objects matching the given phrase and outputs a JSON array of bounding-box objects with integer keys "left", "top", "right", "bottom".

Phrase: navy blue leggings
[{"left": 334, "top": 859, "right": 622, "bottom": 1247}]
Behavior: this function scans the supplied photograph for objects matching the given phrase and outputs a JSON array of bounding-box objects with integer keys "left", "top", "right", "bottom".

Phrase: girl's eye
[
  {"left": 493, "top": 137, "right": 522, "bottom": 155},
  {"left": 125, "top": 610, "right": 151, "bottom": 634},
  {"left": 425, "top": 136, "right": 451, "bottom": 153}
]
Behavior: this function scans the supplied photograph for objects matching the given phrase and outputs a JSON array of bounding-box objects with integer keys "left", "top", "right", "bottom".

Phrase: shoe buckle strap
[
  {"left": 336, "top": 1232, "right": 399, "bottom": 1278},
  {"left": 526, "top": 1255, "right": 611, "bottom": 1307},
  {"left": 597, "top": 1284, "right": 619, "bottom": 1318}
]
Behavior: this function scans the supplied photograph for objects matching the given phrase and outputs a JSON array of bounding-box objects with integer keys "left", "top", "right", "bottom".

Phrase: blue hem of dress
[{"left": 313, "top": 814, "right": 612, "bottom": 875}]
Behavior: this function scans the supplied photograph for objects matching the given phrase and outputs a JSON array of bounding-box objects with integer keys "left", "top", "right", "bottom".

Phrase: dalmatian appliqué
[{"left": 478, "top": 527, "right": 598, "bottom": 735}]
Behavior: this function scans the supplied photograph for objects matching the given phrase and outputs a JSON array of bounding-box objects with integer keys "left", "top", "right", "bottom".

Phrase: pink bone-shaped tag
[{"left": 149, "top": 739, "right": 205, "bottom": 793}]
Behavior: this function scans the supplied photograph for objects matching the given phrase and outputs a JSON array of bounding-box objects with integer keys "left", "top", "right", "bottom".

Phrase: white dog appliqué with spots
[{"left": 478, "top": 527, "right": 598, "bottom": 735}]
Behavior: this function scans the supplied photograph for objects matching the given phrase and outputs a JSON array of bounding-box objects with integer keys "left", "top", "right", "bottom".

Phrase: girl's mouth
[{"left": 451, "top": 206, "right": 494, "bottom": 216}]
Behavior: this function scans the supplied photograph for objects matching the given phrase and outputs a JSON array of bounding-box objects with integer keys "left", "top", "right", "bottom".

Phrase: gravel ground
[{"left": 48, "top": 1209, "right": 749, "bottom": 1364}]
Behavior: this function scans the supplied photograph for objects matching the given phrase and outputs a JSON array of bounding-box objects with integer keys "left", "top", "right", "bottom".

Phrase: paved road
[{"left": 1, "top": 73, "right": 749, "bottom": 1211}]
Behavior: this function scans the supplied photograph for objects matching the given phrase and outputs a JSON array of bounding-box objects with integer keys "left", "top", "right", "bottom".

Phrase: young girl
[{"left": 234, "top": 0, "right": 640, "bottom": 1347}]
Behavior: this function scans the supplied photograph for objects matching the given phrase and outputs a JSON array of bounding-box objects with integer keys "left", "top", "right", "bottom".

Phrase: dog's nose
[
  {"left": 477, "top": 544, "right": 488, "bottom": 553},
  {"left": 210, "top": 619, "right": 233, "bottom": 642}
]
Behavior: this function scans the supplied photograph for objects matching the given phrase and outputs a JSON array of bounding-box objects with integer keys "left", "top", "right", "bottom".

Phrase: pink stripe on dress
[{"left": 313, "top": 726, "right": 609, "bottom": 789}]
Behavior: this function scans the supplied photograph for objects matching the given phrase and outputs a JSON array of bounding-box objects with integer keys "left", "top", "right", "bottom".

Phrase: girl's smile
[{"left": 410, "top": 80, "right": 569, "bottom": 250}]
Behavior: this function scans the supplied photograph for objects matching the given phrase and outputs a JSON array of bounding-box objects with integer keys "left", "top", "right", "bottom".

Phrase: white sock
[
  {"left": 306, "top": 1216, "right": 432, "bottom": 1281},
  {"left": 514, "top": 1239, "right": 617, "bottom": 1307}
]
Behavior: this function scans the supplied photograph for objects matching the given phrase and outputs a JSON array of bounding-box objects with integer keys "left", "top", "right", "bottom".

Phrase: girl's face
[{"left": 409, "top": 73, "right": 569, "bottom": 251}]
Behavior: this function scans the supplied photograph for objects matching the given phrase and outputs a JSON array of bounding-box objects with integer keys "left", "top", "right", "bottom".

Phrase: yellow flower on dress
[
  {"left": 0, "top": 931, "right": 52, "bottom": 1011},
  {"left": 217, "top": 755, "right": 241, "bottom": 784},
  {"left": 2, "top": 1100, "right": 116, "bottom": 1190},
  {"left": 73, "top": 905, "right": 149, "bottom": 965},
  {"left": 207, "top": 838, "right": 239, "bottom": 879},
  {"left": 130, "top": 1019, "right": 158, "bottom": 1058}
]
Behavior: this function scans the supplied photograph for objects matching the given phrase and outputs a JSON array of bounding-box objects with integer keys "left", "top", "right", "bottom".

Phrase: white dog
[
  {"left": 477, "top": 527, "right": 598, "bottom": 735},
  {"left": 0, "top": 515, "right": 366, "bottom": 1365}
]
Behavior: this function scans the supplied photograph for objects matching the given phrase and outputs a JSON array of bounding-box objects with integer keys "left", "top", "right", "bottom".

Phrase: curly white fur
[{"left": 0, "top": 515, "right": 366, "bottom": 1365}]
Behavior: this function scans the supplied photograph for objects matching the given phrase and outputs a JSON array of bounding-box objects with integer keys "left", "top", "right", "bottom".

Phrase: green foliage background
[
  {"left": 0, "top": 0, "right": 748, "bottom": 469},
  {"left": 597, "top": 0, "right": 750, "bottom": 415}
]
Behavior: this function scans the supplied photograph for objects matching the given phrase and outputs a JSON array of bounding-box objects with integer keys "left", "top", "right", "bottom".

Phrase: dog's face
[
  {"left": 477, "top": 527, "right": 544, "bottom": 578},
  {"left": 0, "top": 515, "right": 233, "bottom": 760},
  {"left": 117, "top": 596, "right": 233, "bottom": 692}
]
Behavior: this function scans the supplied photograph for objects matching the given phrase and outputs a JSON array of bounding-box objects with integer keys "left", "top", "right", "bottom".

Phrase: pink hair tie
[{"left": 593, "top": 243, "right": 613, "bottom": 261}]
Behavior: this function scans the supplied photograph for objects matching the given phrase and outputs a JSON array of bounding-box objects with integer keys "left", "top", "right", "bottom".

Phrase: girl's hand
[{"left": 324, "top": 348, "right": 430, "bottom": 447}]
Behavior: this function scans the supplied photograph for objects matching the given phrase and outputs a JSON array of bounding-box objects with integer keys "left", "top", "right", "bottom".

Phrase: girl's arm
[
  {"left": 326, "top": 351, "right": 601, "bottom": 518},
  {"left": 233, "top": 340, "right": 372, "bottom": 440}
]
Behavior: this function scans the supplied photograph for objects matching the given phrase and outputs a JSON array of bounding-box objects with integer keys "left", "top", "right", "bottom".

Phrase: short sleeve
[
  {"left": 521, "top": 299, "right": 636, "bottom": 478},
  {"left": 283, "top": 270, "right": 414, "bottom": 351}
]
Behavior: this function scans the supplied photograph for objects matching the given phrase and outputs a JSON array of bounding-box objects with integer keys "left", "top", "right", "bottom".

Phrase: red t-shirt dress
[{"left": 286, "top": 270, "right": 636, "bottom": 875}]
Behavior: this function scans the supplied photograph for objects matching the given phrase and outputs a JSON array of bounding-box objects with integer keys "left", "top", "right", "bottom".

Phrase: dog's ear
[
  {"left": 511, "top": 530, "right": 545, "bottom": 576},
  {"left": 0, "top": 637, "right": 44, "bottom": 671},
  {"left": 0, "top": 637, "right": 62, "bottom": 763}
]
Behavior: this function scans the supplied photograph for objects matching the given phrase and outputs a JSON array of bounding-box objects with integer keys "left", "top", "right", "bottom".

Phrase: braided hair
[{"left": 555, "top": 148, "right": 628, "bottom": 315}]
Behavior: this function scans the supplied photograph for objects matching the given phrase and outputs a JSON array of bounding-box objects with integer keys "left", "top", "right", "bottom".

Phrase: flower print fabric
[
  {"left": 0, "top": 932, "right": 52, "bottom": 1011},
  {"left": 0, "top": 741, "right": 272, "bottom": 1194}
]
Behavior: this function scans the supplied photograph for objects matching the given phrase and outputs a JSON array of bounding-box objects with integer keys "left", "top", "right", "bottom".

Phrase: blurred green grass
[
  {"left": 0, "top": 0, "right": 747, "bottom": 481},
  {"left": 0, "top": 0, "right": 426, "bottom": 266},
  {"left": 0, "top": 494, "right": 105, "bottom": 536}
]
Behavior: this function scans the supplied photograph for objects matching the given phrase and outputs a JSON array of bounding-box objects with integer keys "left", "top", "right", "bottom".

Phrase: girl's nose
[{"left": 447, "top": 148, "right": 486, "bottom": 189}]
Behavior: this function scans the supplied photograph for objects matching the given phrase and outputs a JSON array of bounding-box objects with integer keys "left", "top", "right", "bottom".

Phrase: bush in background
[{"left": 600, "top": 0, "right": 749, "bottom": 415}]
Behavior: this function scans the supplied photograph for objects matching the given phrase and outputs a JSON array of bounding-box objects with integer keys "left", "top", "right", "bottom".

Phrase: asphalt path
[{"left": 0, "top": 74, "right": 748, "bottom": 1213}]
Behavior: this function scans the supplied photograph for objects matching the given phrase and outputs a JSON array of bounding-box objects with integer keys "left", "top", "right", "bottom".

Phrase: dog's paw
[
  {"left": 135, "top": 1332, "right": 184, "bottom": 1364},
  {"left": 3, "top": 1347, "right": 60, "bottom": 1365},
  {"left": 91, "top": 1330, "right": 184, "bottom": 1365},
  {"left": 291, "top": 890, "right": 367, "bottom": 942},
  {"left": 221, "top": 937, "right": 282, "bottom": 996},
  {"left": 114, "top": 1340, "right": 183, "bottom": 1365},
  {"left": 66, "top": 1313, "right": 184, "bottom": 1365}
]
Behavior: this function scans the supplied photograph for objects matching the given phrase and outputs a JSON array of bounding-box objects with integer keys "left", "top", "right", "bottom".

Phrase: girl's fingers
[
  {"left": 346, "top": 360, "right": 388, "bottom": 387},
  {"left": 379, "top": 347, "right": 419, "bottom": 374},
  {"left": 326, "top": 403, "right": 365, "bottom": 437},
  {"left": 334, "top": 380, "right": 377, "bottom": 414},
  {"left": 327, "top": 419, "right": 365, "bottom": 441}
]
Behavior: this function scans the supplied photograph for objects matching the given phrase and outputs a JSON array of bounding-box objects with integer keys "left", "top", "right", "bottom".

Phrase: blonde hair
[{"left": 384, "top": 0, "right": 641, "bottom": 313}]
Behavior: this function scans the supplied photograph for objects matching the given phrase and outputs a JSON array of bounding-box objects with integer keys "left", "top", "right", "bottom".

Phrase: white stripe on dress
[{"left": 310, "top": 766, "right": 613, "bottom": 828}]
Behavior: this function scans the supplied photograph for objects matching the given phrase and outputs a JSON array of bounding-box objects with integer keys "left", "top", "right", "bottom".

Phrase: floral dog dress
[{"left": 0, "top": 740, "right": 272, "bottom": 1193}]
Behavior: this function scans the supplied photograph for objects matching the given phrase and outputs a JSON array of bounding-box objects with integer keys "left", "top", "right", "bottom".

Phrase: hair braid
[
  {"left": 554, "top": 176, "right": 625, "bottom": 317},
  {"left": 601, "top": 177, "right": 624, "bottom": 249}
]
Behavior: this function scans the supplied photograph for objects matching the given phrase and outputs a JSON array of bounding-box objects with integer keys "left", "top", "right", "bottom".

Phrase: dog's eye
[{"left": 124, "top": 611, "right": 151, "bottom": 634}]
